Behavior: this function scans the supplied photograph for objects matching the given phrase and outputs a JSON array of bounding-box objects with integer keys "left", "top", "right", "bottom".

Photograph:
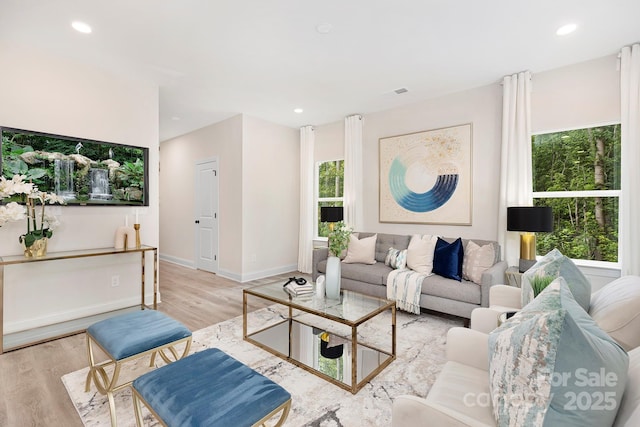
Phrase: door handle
[{"left": 195, "top": 220, "right": 200, "bottom": 224}]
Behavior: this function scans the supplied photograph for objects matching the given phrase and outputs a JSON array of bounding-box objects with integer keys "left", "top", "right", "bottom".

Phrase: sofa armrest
[
  {"left": 446, "top": 327, "right": 489, "bottom": 371},
  {"left": 312, "top": 247, "right": 329, "bottom": 281},
  {"left": 479, "top": 260, "right": 508, "bottom": 307},
  {"left": 470, "top": 308, "right": 503, "bottom": 334},
  {"left": 489, "top": 284, "right": 522, "bottom": 310},
  {"left": 392, "top": 395, "right": 484, "bottom": 427}
]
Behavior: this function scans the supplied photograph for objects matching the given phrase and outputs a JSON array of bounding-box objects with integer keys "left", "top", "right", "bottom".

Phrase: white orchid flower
[
  {"left": 0, "top": 202, "right": 27, "bottom": 226},
  {"left": 45, "top": 193, "right": 66, "bottom": 205},
  {"left": 43, "top": 213, "right": 61, "bottom": 230}
]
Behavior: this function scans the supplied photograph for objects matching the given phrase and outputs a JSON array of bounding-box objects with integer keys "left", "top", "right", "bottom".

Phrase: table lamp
[
  {"left": 507, "top": 206, "right": 553, "bottom": 272},
  {"left": 320, "top": 206, "right": 343, "bottom": 231}
]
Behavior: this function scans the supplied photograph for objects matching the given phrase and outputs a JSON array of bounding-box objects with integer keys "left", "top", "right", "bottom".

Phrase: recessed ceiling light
[
  {"left": 171, "top": 116, "right": 181, "bottom": 121},
  {"left": 316, "top": 23, "right": 332, "bottom": 34},
  {"left": 72, "top": 21, "right": 92, "bottom": 34},
  {"left": 294, "top": 108, "right": 304, "bottom": 114},
  {"left": 556, "top": 23, "right": 577, "bottom": 36}
]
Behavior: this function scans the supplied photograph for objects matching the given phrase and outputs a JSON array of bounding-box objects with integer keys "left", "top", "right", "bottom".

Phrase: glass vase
[{"left": 325, "top": 256, "right": 342, "bottom": 300}]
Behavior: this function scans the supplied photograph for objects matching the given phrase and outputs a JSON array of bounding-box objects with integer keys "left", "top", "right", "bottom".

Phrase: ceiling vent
[{"left": 394, "top": 87, "right": 408, "bottom": 94}]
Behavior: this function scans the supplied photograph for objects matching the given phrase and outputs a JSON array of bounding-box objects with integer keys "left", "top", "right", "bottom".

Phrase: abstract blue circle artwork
[
  {"left": 379, "top": 123, "right": 471, "bottom": 224},
  {"left": 388, "top": 156, "right": 458, "bottom": 212}
]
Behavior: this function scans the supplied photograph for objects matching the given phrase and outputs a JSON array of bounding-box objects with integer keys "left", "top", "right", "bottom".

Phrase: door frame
[{"left": 194, "top": 156, "right": 219, "bottom": 273}]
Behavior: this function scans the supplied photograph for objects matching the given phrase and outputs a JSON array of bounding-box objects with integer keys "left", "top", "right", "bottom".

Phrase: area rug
[{"left": 62, "top": 307, "right": 464, "bottom": 426}]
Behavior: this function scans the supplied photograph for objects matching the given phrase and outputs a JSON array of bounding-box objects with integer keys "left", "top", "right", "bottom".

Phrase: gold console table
[{"left": 0, "top": 245, "right": 158, "bottom": 354}]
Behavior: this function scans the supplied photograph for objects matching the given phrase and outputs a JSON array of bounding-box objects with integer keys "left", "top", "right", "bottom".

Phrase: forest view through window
[
  {"left": 532, "top": 124, "right": 620, "bottom": 263},
  {"left": 317, "top": 159, "right": 344, "bottom": 238}
]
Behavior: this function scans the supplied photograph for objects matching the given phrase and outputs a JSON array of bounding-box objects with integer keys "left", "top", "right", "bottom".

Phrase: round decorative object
[
  {"left": 325, "top": 256, "right": 341, "bottom": 300},
  {"left": 388, "top": 152, "right": 459, "bottom": 213}
]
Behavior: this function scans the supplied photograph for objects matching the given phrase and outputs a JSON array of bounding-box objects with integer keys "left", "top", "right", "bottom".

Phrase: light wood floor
[{"left": 0, "top": 261, "right": 300, "bottom": 427}]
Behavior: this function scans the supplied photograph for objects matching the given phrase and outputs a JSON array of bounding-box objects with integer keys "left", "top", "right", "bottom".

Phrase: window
[
  {"left": 316, "top": 159, "right": 344, "bottom": 238},
  {"left": 532, "top": 124, "right": 621, "bottom": 263}
]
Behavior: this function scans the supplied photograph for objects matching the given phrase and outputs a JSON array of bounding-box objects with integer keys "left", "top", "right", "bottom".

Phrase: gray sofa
[{"left": 312, "top": 233, "right": 508, "bottom": 319}]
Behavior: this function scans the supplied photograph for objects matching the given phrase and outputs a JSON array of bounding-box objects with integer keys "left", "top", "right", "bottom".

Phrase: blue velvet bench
[
  {"left": 131, "top": 348, "right": 292, "bottom": 427},
  {"left": 85, "top": 310, "right": 192, "bottom": 427}
]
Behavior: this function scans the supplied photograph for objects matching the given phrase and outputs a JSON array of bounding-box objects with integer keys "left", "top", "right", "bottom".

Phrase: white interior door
[{"left": 195, "top": 159, "right": 218, "bottom": 273}]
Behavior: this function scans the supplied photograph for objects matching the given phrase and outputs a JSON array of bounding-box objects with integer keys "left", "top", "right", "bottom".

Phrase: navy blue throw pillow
[{"left": 433, "top": 237, "right": 464, "bottom": 281}]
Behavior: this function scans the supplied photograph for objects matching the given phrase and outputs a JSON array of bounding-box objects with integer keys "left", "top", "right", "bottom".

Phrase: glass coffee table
[{"left": 243, "top": 282, "right": 396, "bottom": 394}]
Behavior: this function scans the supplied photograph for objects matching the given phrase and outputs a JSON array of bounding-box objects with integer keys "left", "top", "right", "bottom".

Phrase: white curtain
[
  {"left": 343, "top": 114, "right": 363, "bottom": 230},
  {"left": 298, "top": 125, "right": 315, "bottom": 273},
  {"left": 498, "top": 71, "right": 533, "bottom": 267},
  {"left": 620, "top": 44, "right": 640, "bottom": 275}
]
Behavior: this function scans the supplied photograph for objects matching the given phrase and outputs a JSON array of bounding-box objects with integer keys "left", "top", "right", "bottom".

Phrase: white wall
[
  {"left": 242, "top": 115, "right": 299, "bottom": 281},
  {"left": 159, "top": 114, "right": 299, "bottom": 281},
  {"left": 159, "top": 115, "right": 243, "bottom": 274},
  {"left": 314, "top": 83, "right": 503, "bottom": 242},
  {"left": 0, "top": 42, "right": 159, "bottom": 333},
  {"left": 532, "top": 54, "right": 620, "bottom": 133}
]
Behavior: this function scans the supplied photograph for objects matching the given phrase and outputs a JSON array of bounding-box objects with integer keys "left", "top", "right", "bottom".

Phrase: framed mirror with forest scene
[{"left": 1, "top": 127, "right": 148, "bottom": 206}]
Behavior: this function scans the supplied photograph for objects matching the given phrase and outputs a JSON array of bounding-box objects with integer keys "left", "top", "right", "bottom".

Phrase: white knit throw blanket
[{"left": 386, "top": 269, "right": 427, "bottom": 314}]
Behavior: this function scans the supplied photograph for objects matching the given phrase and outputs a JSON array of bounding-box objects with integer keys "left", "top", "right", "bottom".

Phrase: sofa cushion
[
  {"left": 406, "top": 234, "right": 438, "bottom": 274},
  {"left": 615, "top": 347, "right": 640, "bottom": 427},
  {"left": 343, "top": 234, "right": 377, "bottom": 264},
  {"left": 521, "top": 248, "right": 591, "bottom": 312},
  {"left": 462, "top": 241, "right": 496, "bottom": 285},
  {"left": 589, "top": 275, "right": 640, "bottom": 351},
  {"left": 488, "top": 278, "right": 628, "bottom": 427},
  {"left": 339, "top": 261, "right": 392, "bottom": 286},
  {"left": 358, "top": 232, "right": 410, "bottom": 263},
  {"left": 433, "top": 237, "right": 464, "bottom": 281},
  {"left": 422, "top": 275, "right": 481, "bottom": 305}
]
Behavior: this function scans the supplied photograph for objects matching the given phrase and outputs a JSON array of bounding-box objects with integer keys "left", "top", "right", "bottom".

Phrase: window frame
[
  {"left": 531, "top": 122, "right": 621, "bottom": 268},
  {"left": 315, "top": 158, "right": 344, "bottom": 240}
]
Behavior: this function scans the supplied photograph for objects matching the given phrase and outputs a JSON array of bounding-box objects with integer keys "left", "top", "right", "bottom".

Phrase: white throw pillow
[
  {"left": 406, "top": 234, "right": 437, "bottom": 274},
  {"left": 589, "top": 275, "right": 640, "bottom": 351},
  {"left": 462, "top": 240, "right": 495, "bottom": 284},
  {"left": 342, "top": 234, "right": 377, "bottom": 264}
]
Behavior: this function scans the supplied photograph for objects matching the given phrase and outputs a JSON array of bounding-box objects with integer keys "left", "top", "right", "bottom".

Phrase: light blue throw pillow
[
  {"left": 521, "top": 248, "right": 591, "bottom": 311},
  {"left": 488, "top": 277, "right": 628, "bottom": 427}
]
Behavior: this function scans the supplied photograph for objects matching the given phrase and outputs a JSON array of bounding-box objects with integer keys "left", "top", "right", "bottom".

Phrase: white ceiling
[{"left": 1, "top": 1, "right": 639, "bottom": 142}]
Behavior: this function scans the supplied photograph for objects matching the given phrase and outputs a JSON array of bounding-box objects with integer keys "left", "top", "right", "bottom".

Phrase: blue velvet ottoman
[
  {"left": 85, "top": 310, "right": 193, "bottom": 427},
  {"left": 132, "top": 348, "right": 292, "bottom": 427}
]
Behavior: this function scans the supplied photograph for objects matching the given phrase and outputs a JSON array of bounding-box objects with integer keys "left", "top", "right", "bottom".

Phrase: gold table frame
[
  {"left": 0, "top": 245, "right": 158, "bottom": 354},
  {"left": 243, "top": 284, "right": 396, "bottom": 394}
]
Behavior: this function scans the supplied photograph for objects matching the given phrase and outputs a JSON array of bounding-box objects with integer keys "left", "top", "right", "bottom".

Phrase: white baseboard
[
  {"left": 4, "top": 295, "right": 155, "bottom": 334},
  {"left": 240, "top": 264, "right": 299, "bottom": 283},
  {"left": 159, "top": 253, "right": 196, "bottom": 269},
  {"left": 3, "top": 306, "right": 141, "bottom": 351}
]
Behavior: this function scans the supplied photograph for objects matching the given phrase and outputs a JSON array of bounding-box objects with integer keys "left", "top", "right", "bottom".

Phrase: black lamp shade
[
  {"left": 507, "top": 207, "right": 553, "bottom": 232},
  {"left": 320, "top": 206, "right": 343, "bottom": 223}
]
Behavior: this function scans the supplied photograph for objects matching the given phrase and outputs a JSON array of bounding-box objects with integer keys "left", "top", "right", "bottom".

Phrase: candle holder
[{"left": 134, "top": 223, "right": 141, "bottom": 248}]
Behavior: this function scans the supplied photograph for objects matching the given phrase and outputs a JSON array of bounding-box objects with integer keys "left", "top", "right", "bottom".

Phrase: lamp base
[{"left": 518, "top": 258, "right": 536, "bottom": 273}]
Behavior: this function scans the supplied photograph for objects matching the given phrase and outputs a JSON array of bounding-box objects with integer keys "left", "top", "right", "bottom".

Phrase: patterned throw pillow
[
  {"left": 521, "top": 248, "right": 591, "bottom": 311},
  {"left": 462, "top": 240, "right": 495, "bottom": 284},
  {"left": 385, "top": 247, "right": 407, "bottom": 270},
  {"left": 488, "top": 278, "right": 628, "bottom": 427}
]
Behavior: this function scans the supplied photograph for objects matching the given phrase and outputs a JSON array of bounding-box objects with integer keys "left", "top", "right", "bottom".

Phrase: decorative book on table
[{"left": 284, "top": 282, "right": 314, "bottom": 296}]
